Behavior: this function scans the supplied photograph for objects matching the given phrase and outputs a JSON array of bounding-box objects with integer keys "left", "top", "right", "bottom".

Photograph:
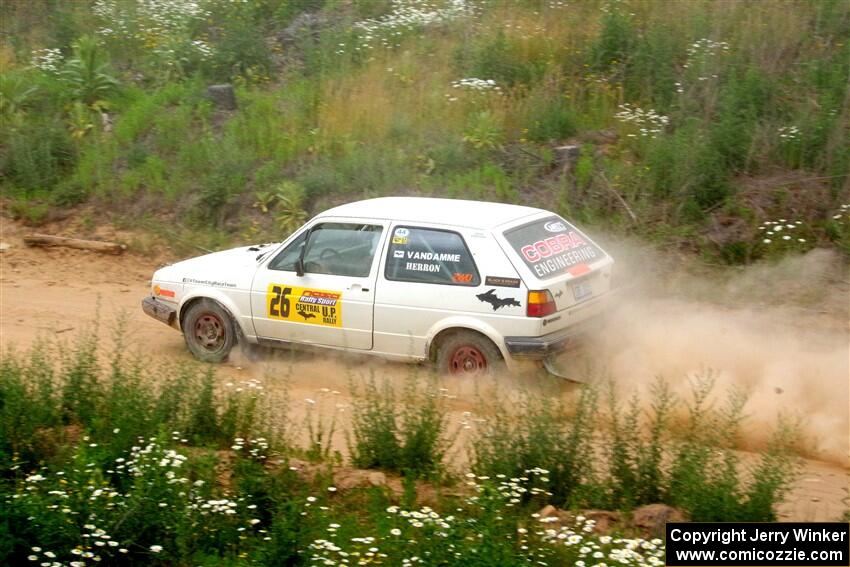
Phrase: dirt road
[{"left": 0, "top": 222, "right": 847, "bottom": 521}]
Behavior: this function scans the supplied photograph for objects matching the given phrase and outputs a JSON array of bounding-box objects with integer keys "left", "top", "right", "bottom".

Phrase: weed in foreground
[
  {"left": 1, "top": 327, "right": 804, "bottom": 564},
  {"left": 605, "top": 377, "right": 673, "bottom": 509},
  {"left": 472, "top": 384, "right": 601, "bottom": 508},
  {"left": 348, "top": 369, "right": 451, "bottom": 479},
  {"left": 307, "top": 471, "right": 666, "bottom": 566},
  {"left": 471, "top": 372, "right": 799, "bottom": 521},
  {"left": 0, "top": 325, "right": 282, "bottom": 474},
  {"left": 664, "top": 373, "right": 799, "bottom": 521}
]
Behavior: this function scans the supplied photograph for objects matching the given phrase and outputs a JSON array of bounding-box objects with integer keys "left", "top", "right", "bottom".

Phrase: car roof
[{"left": 319, "top": 197, "right": 545, "bottom": 230}]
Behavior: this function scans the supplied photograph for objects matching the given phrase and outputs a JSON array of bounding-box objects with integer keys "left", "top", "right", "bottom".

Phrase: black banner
[
  {"left": 666, "top": 523, "right": 849, "bottom": 566},
  {"left": 484, "top": 275, "right": 521, "bottom": 288}
]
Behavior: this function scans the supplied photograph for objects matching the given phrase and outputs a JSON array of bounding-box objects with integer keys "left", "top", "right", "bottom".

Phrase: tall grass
[
  {"left": 1, "top": 330, "right": 676, "bottom": 565},
  {"left": 470, "top": 372, "right": 799, "bottom": 521},
  {"left": 348, "top": 370, "right": 450, "bottom": 479},
  {"left": 2, "top": 0, "right": 848, "bottom": 254},
  {"left": 0, "top": 324, "right": 278, "bottom": 474},
  {"left": 604, "top": 378, "right": 673, "bottom": 509},
  {"left": 472, "top": 385, "right": 601, "bottom": 507}
]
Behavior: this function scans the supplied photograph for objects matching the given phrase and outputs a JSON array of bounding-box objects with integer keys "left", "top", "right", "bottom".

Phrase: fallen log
[{"left": 23, "top": 234, "right": 126, "bottom": 255}]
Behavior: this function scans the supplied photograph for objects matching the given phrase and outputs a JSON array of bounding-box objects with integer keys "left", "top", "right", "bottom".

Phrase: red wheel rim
[
  {"left": 449, "top": 345, "right": 488, "bottom": 374},
  {"left": 194, "top": 312, "right": 226, "bottom": 351}
]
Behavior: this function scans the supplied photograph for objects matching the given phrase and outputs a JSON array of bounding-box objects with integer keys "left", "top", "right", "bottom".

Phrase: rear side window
[
  {"left": 504, "top": 216, "right": 603, "bottom": 279},
  {"left": 385, "top": 226, "right": 480, "bottom": 286}
]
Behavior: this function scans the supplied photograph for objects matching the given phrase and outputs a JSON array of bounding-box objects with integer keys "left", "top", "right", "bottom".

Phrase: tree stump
[{"left": 206, "top": 84, "right": 237, "bottom": 111}]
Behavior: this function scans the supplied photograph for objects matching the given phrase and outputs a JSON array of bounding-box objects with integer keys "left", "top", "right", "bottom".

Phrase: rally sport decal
[{"left": 267, "top": 285, "right": 341, "bottom": 327}]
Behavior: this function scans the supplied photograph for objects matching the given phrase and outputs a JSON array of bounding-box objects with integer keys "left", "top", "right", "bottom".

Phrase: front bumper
[
  {"left": 142, "top": 296, "right": 177, "bottom": 327},
  {"left": 504, "top": 317, "right": 601, "bottom": 359}
]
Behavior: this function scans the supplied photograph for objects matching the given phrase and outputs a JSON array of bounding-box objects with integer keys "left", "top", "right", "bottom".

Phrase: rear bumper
[
  {"left": 504, "top": 317, "right": 601, "bottom": 358},
  {"left": 142, "top": 296, "right": 177, "bottom": 327}
]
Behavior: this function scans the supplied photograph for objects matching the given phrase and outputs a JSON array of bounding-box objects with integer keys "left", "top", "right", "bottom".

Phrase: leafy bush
[
  {"left": 462, "top": 110, "right": 505, "bottom": 150},
  {"left": 519, "top": 82, "right": 578, "bottom": 143},
  {"left": 443, "top": 162, "right": 516, "bottom": 202},
  {"left": 206, "top": 6, "right": 271, "bottom": 82},
  {"left": 1, "top": 117, "right": 75, "bottom": 194},
  {"left": 604, "top": 378, "right": 673, "bottom": 509},
  {"left": 296, "top": 144, "right": 415, "bottom": 198},
  {"left": 664, "top": 374, "right": 799, "bottom": 521},
  {"left": 709, "top": 67, "right": 776, "bottom": 173},
  {"left": 2, "top": 441, "right": 667, "bottom": 566},
  {"left": 459, "top": 30, "right": 542, "bottom": 87},
  {"left": 59, "top": 35, "right": 120, "bottom": 106},
  {"left": 193, "top": 136, "right": 254, "bottom": 222},
  {"left": 645, "top": 121, "right": 732, "bottom": 216},
  {"left": 0, "top": 70, "right": 39, "bottom": 118},
  {"left": 590, "top": 10, "right": 638, "bottom": 72},
  {"left": 271, "top": 180, "right": 308, "bottom": 234},
  {"left": 471, "top": 373, "right": 799, "bottom": 520},
  {"left": 0, "top": 328, "right": 802, "bottom": 565},
  {"left": 4, "top": 0, "right": 849, "bottom": 258},
  {"left": 349, "top": 373, "right": 449, "bottom": 478},
  {"left": 2, "top": 436, "right": 273, "bottom": 565},
  {"left": 6, "top": 198, "right": 51, "bottom": 226},
  {"left": 472, "top": 385, "right": 600, "bottom": 507},
  {"left": 228, "top": 90, "right": 297, "bottom": 160},
  {"left": 624, "top": 26, "right": 682, "bottom": 109},
  {"left": 0, "top": 325, "right": 277, "bottom": 474},
  {"left": 306, "top": 472, "right": 666, "bottom": 566}
]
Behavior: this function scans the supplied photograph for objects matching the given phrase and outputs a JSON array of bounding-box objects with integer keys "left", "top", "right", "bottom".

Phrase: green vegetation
[
  {"left": 0, "top": 5, "right": 836, "bottom": 561},
  {"left": 471, "top": 376, "right": 798, "bottom": 522},
  {"left": 0, "top": 326, "right": 800, "bottom": 564},
  {"left": 2, "top": 0, "right": 848, "bottom": 260},
  {"left": 348, "top": 371, "right": 450, "bottom": 479}
]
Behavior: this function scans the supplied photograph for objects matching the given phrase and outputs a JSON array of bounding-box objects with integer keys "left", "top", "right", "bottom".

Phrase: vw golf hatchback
[{"left": 142, "top": 197, "right": 614, "bottom": 375}]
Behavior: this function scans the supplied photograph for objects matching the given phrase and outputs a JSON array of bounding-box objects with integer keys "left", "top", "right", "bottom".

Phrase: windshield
[{"left": 503, "top": 216, "right": 604, "bottom": 279}]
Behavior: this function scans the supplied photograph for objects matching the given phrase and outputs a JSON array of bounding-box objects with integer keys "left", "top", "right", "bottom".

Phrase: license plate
[{"left": 572, "top": 281, "right": 593, "bottom": 302}]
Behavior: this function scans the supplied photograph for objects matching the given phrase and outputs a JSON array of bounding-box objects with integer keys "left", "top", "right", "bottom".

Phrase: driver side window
[{"left": 268, "top": 223, "right": 383, "bottom": 277}]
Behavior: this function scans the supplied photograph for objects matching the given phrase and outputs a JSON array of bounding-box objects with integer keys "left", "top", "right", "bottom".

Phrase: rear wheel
[
  {"left": 436, "top": 330, "right": 502, "bottom": 376},
  {"left": 182, "top": 299, "right": 236, "bottom": 363}
]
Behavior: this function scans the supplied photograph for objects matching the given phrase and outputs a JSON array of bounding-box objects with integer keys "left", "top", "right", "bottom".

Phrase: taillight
[{"left": 527, "top": 290, "right": 556, "bottom": 317}]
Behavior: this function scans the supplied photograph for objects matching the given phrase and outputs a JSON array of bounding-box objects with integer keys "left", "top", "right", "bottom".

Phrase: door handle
[{"left": 347, "top": 284, "right": 370, "bottom": 292}]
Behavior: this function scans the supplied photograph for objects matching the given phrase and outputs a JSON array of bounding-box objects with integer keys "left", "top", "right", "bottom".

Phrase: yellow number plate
[{"left": 266, "top": 284, "right": 342, "bottom": 327}]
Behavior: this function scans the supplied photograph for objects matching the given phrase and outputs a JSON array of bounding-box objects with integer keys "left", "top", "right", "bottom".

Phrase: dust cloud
[{"left": 589, "top": 240, "right": 849, "bottom": 466}]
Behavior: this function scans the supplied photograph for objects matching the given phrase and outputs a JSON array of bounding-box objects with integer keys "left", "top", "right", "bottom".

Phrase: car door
[
  {"left": 250, "top": 219, "right": 386, "bottom": 350},
  {"left": 373, "top": 224, "right": 499, "bottom": 358}
]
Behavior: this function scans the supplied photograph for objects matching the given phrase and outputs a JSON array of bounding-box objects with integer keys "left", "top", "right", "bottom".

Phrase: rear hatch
[{"left": 497, "top": 214, "right": 613, "bottom": 329}]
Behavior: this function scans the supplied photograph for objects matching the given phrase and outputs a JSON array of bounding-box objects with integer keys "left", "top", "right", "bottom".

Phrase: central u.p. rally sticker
[{"left": 267, "top": 284, "right": 342, "bottom": 327}]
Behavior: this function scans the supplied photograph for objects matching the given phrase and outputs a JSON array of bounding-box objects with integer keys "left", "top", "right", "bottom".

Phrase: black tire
[
  {"left": 182, "top": 299, "right": 236, "bottom": 363},
  {"left": 435, "top": 330, "right": 503, "bottom": 376}
]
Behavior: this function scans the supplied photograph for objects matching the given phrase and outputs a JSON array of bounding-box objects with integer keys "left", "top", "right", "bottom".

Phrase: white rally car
[{"left": 142, "top": 197, "right": 614, "bottom": 375}]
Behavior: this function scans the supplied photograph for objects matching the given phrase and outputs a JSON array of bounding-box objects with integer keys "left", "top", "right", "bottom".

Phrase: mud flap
[
  {"left": 541, "top": 350, "right": 598, "bottom": 383},
  {"left": 543, "top": 354, "right": 581, "bottom": 382}
]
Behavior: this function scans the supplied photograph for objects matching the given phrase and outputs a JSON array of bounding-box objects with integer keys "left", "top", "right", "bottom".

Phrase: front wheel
[
  {"left": 435, "top": 331, "right": 502, "bottom": 376},
  {"left": 182, "top": 299, "right": 236, "bottom": 363}
]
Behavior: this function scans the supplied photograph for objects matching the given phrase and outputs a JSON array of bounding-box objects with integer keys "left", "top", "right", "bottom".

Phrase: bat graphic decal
[
  {"left": 476, "top": 289, "right": 521, "bottom": 311},
  {"left": 296, "top": 307, "right": 316, "bottom": 320}
]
